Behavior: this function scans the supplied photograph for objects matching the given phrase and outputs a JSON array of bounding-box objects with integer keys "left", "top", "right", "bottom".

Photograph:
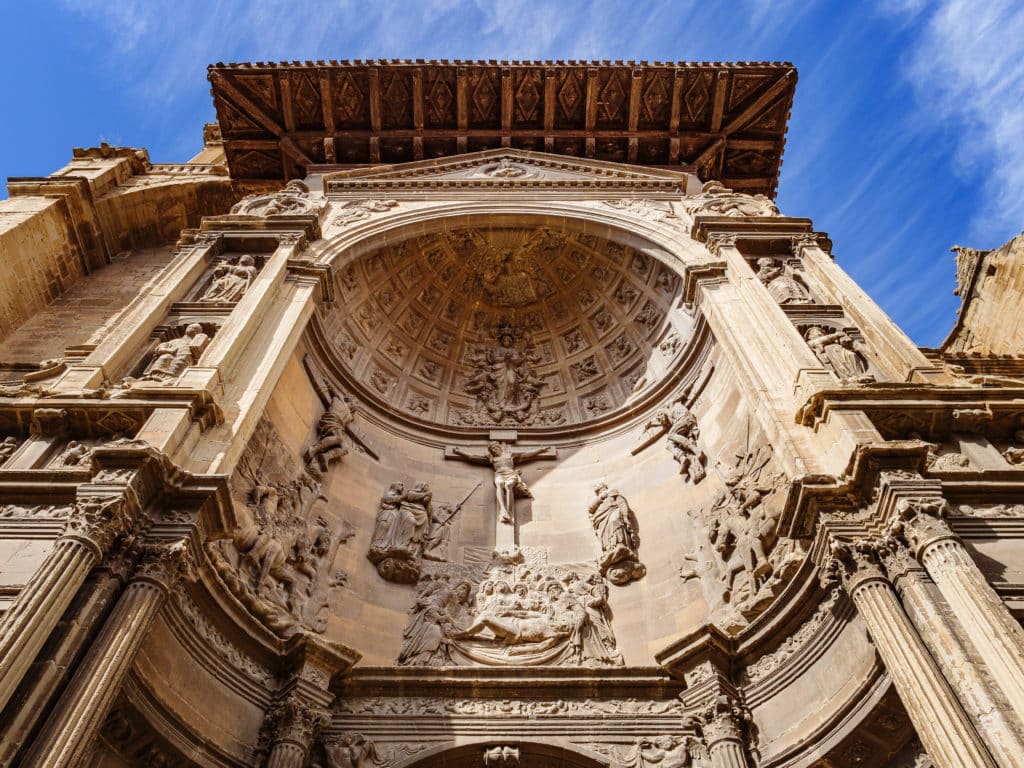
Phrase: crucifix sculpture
[{"left": 445, "top": 438, "right": 555, "bottom": 551}]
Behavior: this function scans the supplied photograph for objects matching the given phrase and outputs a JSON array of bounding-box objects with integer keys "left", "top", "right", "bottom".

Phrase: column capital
[
  {"left": 696, "top": 693, "right": 750, "bottom": 751},
  {"left": 61, "top": 495, "right": 134, "bottom": 558},
  {"left": 825, "top": 539, "right": 888, "bottom": 594},
  {"left": 262, "top": 689, "right": 332, "bottom": 755},
  {"left": 705, "top": 232, "right": 739, "bottom": 257},
  {"left": 129, "top": 538, "right": 199, "bottom": 592},
  {"left": 892, "top": 497, "right": 958, "bottom": 558}
]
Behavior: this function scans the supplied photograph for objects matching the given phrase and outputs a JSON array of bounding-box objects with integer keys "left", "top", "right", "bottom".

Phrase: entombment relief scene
[{"left": 0, "top": 59, "right": 1022, "bottom": 768}]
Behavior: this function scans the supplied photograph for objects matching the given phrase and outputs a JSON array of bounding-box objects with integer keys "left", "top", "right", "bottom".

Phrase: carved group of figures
[
  {"left": 462, "top": 329, "right": 546, "bottom": 426},
  {"left": 368, "top": 481, "right": 478, "bottom": 584},
  {"left": 211, "top": 358, "right": 369, "bottom": 636},
  {"left": 399, "top": 562, "right": 623, "bottom": 668},
  {"left": 637, "top": 397, "right": 707, "bottom": 484},
  {"left": 682, "top": 445, "right": 805, "bottom": 630}
]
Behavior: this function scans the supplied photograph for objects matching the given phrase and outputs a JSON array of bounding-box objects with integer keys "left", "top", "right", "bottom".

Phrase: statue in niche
[
  {"left": 636, "top": 398, "right": 707, "bottom": 484},
  {"left": 207, "top": 418, "right": 354, "bottom": 636},
  {"left": 0, "top": 436, "right": 19, "bottom": 465},
  {"left": 449, "top": 441, "right": 552, "bottom": 527},
  {"left": 198, "top": 255, "right": 258, "bottom": 303},
  {"left": 54, "top": 440, "right": 92, "bottom": 468},
  {"left": 230, "top": 179, "right": 325, "bottom": 217},
  {"left": 681, "top": 180, "right": 779, "bottom": 218},
  {"left": 398, "top": 557, "right": 623, "bottom": 668},
  {"left": 303, "top": 355, "right": 376, "bottom": 471},
  {"left": 368, "top": 482, "right": 479, "bottom": 583},
  {"left": 804, "top": 326, "right": 874, "bottom": 383},
  {"left": 755, "top": 258, "right": 813, "bottom": 305},
  {"left": 462, "top": 322, "right": 545, "bottom": 426},
  {"left": 588, "top": 483, "right": 645, "bottom": 585},
  {"left": 132, "top": 323, "right": 211, "bottom": 385}
]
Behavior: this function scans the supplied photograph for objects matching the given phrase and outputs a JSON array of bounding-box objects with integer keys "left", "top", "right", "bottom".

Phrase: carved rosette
[{"left": 61, "top": 496, "right": 133, "bottom": 557}]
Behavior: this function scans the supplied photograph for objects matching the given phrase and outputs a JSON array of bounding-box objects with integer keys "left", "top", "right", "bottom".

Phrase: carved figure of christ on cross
[{"left": 445, "top": 440, "right": 555, "bottom": 550}]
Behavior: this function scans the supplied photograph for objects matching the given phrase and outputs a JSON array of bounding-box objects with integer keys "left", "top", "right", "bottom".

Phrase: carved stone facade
[{"left": 0, "top": 58, "right": 1022, "bottom": 768}]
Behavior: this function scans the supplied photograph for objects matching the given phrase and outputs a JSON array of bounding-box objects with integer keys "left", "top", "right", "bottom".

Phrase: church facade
[{"left": 0, "top": 60, "right": 1021, "bottom": 768}]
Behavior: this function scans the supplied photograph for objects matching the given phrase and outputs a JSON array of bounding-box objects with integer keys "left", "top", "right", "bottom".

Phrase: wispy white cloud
[{"left": 888, "top": 0, "right": 1024, "bottom": 243}]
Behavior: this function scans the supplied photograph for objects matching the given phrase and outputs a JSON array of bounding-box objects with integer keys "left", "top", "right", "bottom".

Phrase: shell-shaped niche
[{"left": 321, "top": 224, "right": 686, "bottom": 428}]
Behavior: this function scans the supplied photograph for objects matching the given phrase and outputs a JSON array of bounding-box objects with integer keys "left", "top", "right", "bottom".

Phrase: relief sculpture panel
[{"left": 398, "top": 552, "right": 623, "bottom": 668}]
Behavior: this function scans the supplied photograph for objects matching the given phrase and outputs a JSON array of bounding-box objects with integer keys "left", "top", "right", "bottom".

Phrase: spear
[{"left": 436, "top": 482, "right": 482, "bottom": 525}]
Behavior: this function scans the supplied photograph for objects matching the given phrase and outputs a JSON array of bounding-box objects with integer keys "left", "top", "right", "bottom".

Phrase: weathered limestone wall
[
  {"left": 0, "top": 245, "right": 177, "bottom": 366},
  {"left": 0, "top": 195, "right": 92, "bottom": 343},
  {"left": 945, "top": 233, "right": 1024, "bottom": 354}
]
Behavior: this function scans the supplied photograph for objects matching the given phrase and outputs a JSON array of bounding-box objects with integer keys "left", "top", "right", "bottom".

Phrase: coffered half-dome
[{"left": 318, "top": 222, "right": 687, "bottom": 429}]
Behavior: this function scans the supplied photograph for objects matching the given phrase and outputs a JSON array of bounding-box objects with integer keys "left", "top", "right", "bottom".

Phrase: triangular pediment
[{"left": 323, "top": 149, "right": 692, "bottom": 197}]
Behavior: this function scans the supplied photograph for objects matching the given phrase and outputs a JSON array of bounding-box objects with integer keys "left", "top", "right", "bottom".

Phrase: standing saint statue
[{"left": 587, "top": 483, "right": 645, "bottom": 585}]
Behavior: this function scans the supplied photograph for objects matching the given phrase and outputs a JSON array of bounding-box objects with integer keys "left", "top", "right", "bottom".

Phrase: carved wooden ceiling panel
[
  {"left": 319, "top": 226, "right": 683, "bottom": 429},
  {"left": 209, "top": 60, "right": 796, "bottom": 196}
]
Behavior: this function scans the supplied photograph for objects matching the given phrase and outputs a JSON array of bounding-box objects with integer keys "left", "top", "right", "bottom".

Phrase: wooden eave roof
[{"left": 208, "top": 59, "right": 796, "bottom": 198}]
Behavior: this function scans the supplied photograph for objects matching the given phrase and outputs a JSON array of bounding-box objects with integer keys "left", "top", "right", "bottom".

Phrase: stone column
[
  {"left": 898, "top": 501, "right": 1024, "bottom": 719},
  {"left": 24, "top": 539, "right": 195, "bottom": 768},
  {"left": 880, "top": 540, "right": 1024, "bottom": 768},
  {"left": 0, "top": 495, "right": 130, "bottom": 714},
  {"left": 699, "top": 695, "right": 751, "bottom": 768},
  {"left": 262, "top": 690, "right": 332, "bottom": 768},
  {"left": 830, "top": 543, "right": 996, "bottom": 768}
]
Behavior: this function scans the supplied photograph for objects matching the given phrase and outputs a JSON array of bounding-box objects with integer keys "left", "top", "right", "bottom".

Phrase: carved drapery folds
[
  {"left": 0, "top": 435, "right": 20, "bottom": 465},
  {"left": 367, "top": 481, "right": 477, "bottom": 584},
  {"left": 210, "top": 419, "right": 354, "bottom": 636},
  {"left": 398, "top": 556, "right": 623, "bottom": 668},
  {"left": 681, "top": 181, "right": 779, "bottom": 220},
  {"left": 231, "top": 180, "right": 325, "bottom": 217},
  {"left": 196, "top": 254, "right": 259, "bottom": 303},
  {"left": 124, "top": 323, "right": 213, "bottom": 387},
  {"left": 460, "top": 322, "right": 545, "bottom": 426},
  {"left": 588, "top": 483, "right": 645, "bottom": 585},
  {"left": 802, "top": 325, "right": 874, "bottom": 384},
  {"left": 682, "top": 446, "right": 801, "bottom": 632},
  {"left": 754, "top": 258, "right": 813, "bottom": 305},
  {"left": 635, "top": 396, "right": 707, "bottom": 483}
]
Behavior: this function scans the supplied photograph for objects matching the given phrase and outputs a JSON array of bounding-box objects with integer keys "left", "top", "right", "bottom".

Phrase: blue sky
[{"left": 5, "top": 1, "right": 1024, "bottom": 347}]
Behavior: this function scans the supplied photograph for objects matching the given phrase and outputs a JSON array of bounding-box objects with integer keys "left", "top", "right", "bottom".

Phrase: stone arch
[{"left": 395, "top": 740, "right": 612, "bottom": 768}]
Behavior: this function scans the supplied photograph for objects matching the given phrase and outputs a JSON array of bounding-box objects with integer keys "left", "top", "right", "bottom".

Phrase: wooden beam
[
  {"left": 319, "top": 70, "right": 335, "bottom": 133},
  {"left": 544, "top": 68, "right": 557, "bottom": 132},
  {"left": 280, "top": 73, "right": 296, "bottom": 133},
  {"left": 369, "top": 136, "right": 381, "bottom": 163},
  {"left": 720, "top": 70, "right": 793, "bottom": 136},
  {"left": 669, "top": 69, "right": 683, "bottom": 133},
  {"left": 209, "top": 72, "right": 283, "bottom": 137},
  {"left": 585, "top": 67, "right": 599, "bottom": 130},
  {"left": 456, "top": 67, "right": 468, "bottom": 131},
  {"left": 412, "top": 68, "right": 424, "bottom": 130},
  {"left": 710, "top": 70, "right": 728, "bottom": 133},
  {"left": 501, "top": 67, "right": 513, "bottom": 133},
  {"left": 628, "top": 68, "right": 643, "bottom": 132},
  {"left": 413, "top": 136, "right": 424, "bottom": 160},
  {"left": 668, "top": 137, "right": 680, "bottom": 165},
  {"left": 368, "top": 67, "right": 382, "bottom": 132}
]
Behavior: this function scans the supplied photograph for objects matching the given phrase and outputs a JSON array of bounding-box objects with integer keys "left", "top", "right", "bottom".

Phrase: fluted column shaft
[
  {"left": 841, "top": 560, "right": 995, "bottom": 768},
  {"left": 707, "top": 740, "right": 749, "bottom": 768},
  {"left": 0, "top": 540, "right": 96, "bottom": 714},
  {"left": 885, "top": 548, "right": 1024, "bottom": 768},
  {"left": 914, "top": 528, "right": 1024, "bottom": 718},
  {"left": 0, "top": 495, "right": 129, "bottom": 715},
  {"left": 24, "top": 541, "right": 191, "bottom": 768},
  {"left": 265, "top": 742, "right": 308, "bottom": 768}
]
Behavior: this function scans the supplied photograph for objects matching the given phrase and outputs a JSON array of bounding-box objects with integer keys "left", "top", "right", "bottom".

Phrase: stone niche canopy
[{"left": 324, "top": 223, "right": 685, "bottom": 429}]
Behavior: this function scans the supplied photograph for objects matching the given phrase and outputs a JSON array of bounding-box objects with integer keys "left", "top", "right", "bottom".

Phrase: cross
[{"left": 444, "top": 431, "right": 555, "bottom": 552}]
